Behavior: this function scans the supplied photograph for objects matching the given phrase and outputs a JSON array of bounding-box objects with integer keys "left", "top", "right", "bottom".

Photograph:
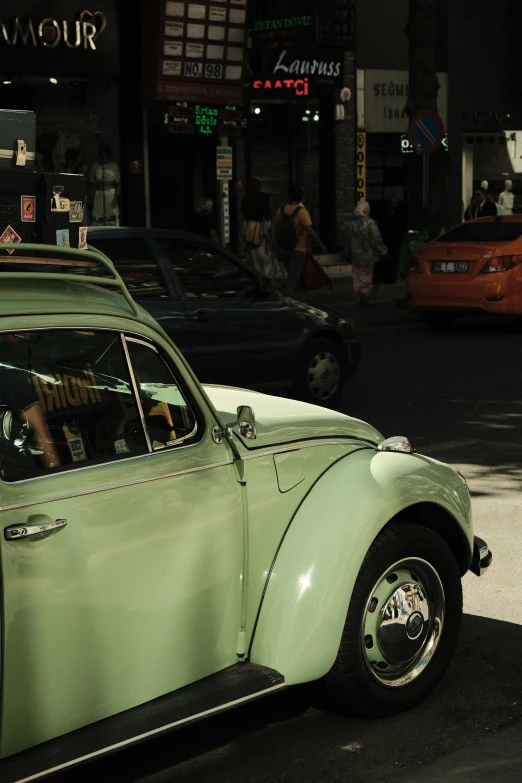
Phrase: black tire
[
  {"left": 422, "top": 311, "right": 456, "bottom": 329},
  {"left": 324, "top": 522, "right": 462, "bottom": 717},
  {"left": 296, "top": 337, "right": 346, "bottom": 407}
]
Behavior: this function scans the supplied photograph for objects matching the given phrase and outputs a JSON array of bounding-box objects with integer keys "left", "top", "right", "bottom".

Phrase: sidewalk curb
[{"left": 394, "top": 718, "right": 522, "bottom": 783}]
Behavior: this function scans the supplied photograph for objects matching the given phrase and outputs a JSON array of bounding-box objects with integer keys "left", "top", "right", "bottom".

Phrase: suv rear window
[{"left": 438, "top": 222, "right": 522, "bottom": 243}]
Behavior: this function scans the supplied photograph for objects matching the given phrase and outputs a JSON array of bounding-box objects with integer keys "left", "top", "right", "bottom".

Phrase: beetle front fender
[{"left": 249, "top": 448, "right": 472, "bottom": 685}]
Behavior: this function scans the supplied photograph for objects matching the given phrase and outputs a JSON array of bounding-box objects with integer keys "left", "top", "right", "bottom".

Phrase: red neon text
[{"left": 253, "top": 78, "right": 309, "bottom": 96}]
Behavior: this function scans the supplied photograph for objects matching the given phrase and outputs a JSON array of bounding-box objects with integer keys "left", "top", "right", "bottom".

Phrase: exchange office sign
[
  {"left": 362, "top": 69, "right": 448, "bottom": 133},
  {"left": 251, "top": 47, "right": 343, "bottom": 98}
]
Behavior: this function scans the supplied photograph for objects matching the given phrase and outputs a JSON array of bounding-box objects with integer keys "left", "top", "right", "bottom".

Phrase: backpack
[{"left": 275, "top": 205, "right": 302, "bottom": 251}]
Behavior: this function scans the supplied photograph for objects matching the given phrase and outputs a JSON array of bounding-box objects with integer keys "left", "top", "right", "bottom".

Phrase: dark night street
[{"left": 57, "top": 306, "right": 522, "bottom": 783}]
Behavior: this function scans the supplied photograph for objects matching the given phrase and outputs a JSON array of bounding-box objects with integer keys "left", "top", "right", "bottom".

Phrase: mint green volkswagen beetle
[{"left": 0, "top": 246, "right": 491, "bottom": 782}]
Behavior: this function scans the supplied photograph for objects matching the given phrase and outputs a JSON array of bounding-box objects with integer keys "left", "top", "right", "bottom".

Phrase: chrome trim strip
[
  {"left": 0, "top": 460, "right": 235, "bottom": 513},
  {"left": 238, "top": 438, "right": 372, "bottom": 460},
  {"left": 121, "top": 333, "right": 153, "bottom": 453},
  {"left": 12, "top": 682, "right": 287, "bottom": 783}
]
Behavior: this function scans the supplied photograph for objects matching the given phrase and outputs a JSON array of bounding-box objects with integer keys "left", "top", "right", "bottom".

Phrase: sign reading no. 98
[{"left": 184, "top": 62, "right": 224, "bottom": 79}]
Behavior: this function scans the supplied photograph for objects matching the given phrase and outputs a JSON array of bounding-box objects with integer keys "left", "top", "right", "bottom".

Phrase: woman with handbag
[
  {"left": 347, "top": 201, "right": 389, "bottom": 307},
  {"left": 242, "top": 179, "right": 283, "bottom": 279}
]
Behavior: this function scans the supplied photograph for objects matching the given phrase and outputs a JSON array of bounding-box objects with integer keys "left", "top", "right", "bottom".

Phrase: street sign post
[
  {"left": 407, "top": 110, "right": 445, "bottom": 154},
  {"left": 407, "top": 110, "right": 445, "bottom": 207}
]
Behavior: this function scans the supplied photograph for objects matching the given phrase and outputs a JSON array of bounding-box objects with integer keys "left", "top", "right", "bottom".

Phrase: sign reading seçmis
[{"left": 0, "top": 11, "right": 107, "bottom": 49}]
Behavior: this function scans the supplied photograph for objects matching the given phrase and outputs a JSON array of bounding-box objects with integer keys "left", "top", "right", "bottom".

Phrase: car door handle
[
  {"left": 5, "top": 519, "right": 67, "bottom": 541},
  {"left": 193, "top": 309, "right": 212, "bottom": 322}
]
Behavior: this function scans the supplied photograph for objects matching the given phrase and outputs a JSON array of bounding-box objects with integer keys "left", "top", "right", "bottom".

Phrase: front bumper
[{"left": 470, "top": 536, "right": 493, "bottom": 576}]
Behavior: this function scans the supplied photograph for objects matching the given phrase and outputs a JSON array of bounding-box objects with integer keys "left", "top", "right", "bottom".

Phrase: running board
[{"left": 0, "top": 663, "right": 285, "bottom": 783}]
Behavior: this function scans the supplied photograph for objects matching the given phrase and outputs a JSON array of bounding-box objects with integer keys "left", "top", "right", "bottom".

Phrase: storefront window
[{"left": 249, "top": 102, "right": 321, "bottom": 224}]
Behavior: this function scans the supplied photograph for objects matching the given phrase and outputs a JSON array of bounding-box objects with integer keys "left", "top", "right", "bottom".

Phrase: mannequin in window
[
  {"left": 499, "top": 180, "right": 515, "bottom": 215},
  {"left": 88, "top": 143, "right": 121, "bottom": 227}
]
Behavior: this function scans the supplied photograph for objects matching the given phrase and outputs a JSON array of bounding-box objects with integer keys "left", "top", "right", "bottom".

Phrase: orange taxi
[{"left": 407, "top": 215, "right": 522, "bottom": 324}]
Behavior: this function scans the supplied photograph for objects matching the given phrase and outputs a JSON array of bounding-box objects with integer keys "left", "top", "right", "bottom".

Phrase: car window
[
  {"left": 89, "top": 237, "right": 170, "bottom": 299},
  {"left": 0, "top": 330, "right": 148, "bottom": 481},
  {"left": 438, "top": 223, "right": 522, "bottom": 243},
  {"left": 125, "top": 338, "right": 199, "bottom": 448},
  {"left": 158, "top": 239, "right": 257, "bottom": 299}
]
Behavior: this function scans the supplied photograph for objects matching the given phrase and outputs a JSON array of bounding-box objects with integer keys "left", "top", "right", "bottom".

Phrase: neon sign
[{"left": 253, "top": 78, "right": 309, "bottom": 97}]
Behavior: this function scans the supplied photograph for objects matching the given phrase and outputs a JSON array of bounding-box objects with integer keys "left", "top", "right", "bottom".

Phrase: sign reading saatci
[{"left": 361, "top": 70, "right": 448, "bottom": 133}]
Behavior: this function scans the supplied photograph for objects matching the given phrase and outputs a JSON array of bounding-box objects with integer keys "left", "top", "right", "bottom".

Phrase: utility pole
[{"left": 405, "top": 0, "right": 448, "bottom": 232}]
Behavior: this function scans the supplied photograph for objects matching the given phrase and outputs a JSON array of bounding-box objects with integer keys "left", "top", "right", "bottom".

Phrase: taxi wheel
[
  {"left": 422, "top": 311, "right": 456, "bottom": 329},
  {"left": 324, "top": 522, "right": 462, "bottom": 717},
  {"left": 296, "top": 338, "right": 346, "bottom": 407}
]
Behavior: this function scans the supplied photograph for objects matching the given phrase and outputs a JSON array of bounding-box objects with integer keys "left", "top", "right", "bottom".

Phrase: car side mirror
[{"left": 212, "top": 405, "right": 257, "bottom": 443}]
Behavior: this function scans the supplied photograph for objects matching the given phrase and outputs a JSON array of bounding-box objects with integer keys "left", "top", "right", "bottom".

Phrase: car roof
[
  {"left": 469, "top": 214, "right": 522, "bottom": 223},
  {"left": 0, "top": 278, "right": 156, "bottom": 324},
  {"left": 0, "top": 244, "right": 157, "bottom": 326},
  {"left": 88, "top": 226, "right": 213, "bottom": 244}
]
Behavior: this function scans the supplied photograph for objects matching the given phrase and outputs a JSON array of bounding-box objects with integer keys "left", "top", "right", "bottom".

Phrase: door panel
[{"left": 0, "top": 329, "right": 244, "bottom": 758}]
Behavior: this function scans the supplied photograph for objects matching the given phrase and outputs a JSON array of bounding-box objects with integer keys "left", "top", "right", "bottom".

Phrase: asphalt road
[{"left": 58, "top": 311, "right": 522, "bottom": 783}]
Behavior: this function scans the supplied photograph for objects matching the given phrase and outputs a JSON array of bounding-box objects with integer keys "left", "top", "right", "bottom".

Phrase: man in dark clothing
[
  {"left": 191, "top": 197, "right": 220, "bottom": 244},
  {"left": 467, "top": 188, "right": 497, "bottom": 219},
  {"left": 378, "top": 197, "right": 406, "bottom": 277}
]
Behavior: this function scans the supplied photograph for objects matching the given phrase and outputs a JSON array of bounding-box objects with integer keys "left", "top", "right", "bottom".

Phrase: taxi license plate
[{"left": 432, "top": 261, "right": 468, "bottom": 273}]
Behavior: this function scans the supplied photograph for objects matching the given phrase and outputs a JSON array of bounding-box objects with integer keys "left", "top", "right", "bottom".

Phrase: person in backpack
[{"left": 274, "top": 185, "right": 326, "bottom": 292}]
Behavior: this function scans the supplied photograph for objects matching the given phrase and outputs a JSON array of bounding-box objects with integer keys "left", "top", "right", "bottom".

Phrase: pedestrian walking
[
  {"left": 378, "top": 197, "right": 406, "bottom": 278},
  {"left": 242, "top": 179, "right": 279, "bottom": 278},
  {"left": 348, "top": 201, "right": 388, "bottom": 307},
  {"left": 191, "top": 197, "right": 220, "bottom": 244},
  {"left": 274, "top": 185, "right": 326, "bottom": 292}
]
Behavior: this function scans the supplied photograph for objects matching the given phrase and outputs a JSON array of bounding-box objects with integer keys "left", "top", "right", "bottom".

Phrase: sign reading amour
[{"left": 0, "top": 11, "right": 107, "bottom": 50}]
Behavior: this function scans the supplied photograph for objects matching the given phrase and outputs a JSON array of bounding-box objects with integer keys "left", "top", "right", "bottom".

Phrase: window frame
[
  {"left": 123, "top": 335, "right": 200, "bottom": 451},
  {"left": 154, "top": 236, "right": 260, "bottom": 301},
  {"left": 88, "top": 234, "right": 177, "bottom": 301},
  {"left": 0, "top": 327, "right": 204, "bottom": 484}
]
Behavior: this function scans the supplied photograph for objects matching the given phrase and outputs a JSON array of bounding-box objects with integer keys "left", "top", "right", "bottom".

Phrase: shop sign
[
  {"left": 217, "top": 146, "right": 233, "bottom": 180},
  {"left": 157, "top": 0, "right": 247, "bottom": 96},
  {"left": 251, "top": 47, "right": 343, "bottom": 97},
  {"left": 0, "top": 11, "right": 107, "bottom": 50},
  {"left": 362, "top": 69, "right": 448, "bottom": 133},
  {"left": 164, "top": 102, "right": 245, "bottom": 136},
  {"left": 401, "top": 134, "right": 448, "bottom": 154},
  {"left": 356, "top": 132, "right": 366, "bottom": 204},
  {"left": 254, "top": 15, "right": 312, "bottom": 32}
]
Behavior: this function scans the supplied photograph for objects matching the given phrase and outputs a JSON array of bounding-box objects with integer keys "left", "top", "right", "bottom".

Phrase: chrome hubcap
[
  {"left": 361, "top": 558, "right": 445, "bottom": 688},
  {"left": 307, "top": 351, "right": 340, "bottom": 400}
]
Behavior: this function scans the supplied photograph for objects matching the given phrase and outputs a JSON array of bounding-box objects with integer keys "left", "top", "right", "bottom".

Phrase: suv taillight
[
  {"left": 480, "top": 255, "right": 522, "bottom": 274},
  {"left": 409, "top": 256, "right": 422, "bottom": 274}
]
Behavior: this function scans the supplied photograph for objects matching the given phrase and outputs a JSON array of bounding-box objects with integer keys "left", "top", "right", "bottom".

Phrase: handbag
[
  {"left": 300, "top": 255, "right": 332, "bottom": 292},
  {"left": 372, "top": 255, "right": 397, "bottom": 285}
]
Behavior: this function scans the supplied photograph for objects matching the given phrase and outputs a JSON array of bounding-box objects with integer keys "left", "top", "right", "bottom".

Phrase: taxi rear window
[{"left": 438, "top": 223, "right": 522, "bottom": 243}]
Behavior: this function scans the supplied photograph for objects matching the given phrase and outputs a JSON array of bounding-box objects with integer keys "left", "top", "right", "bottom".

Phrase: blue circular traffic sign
[{"left": 408, "top": 110, "right": 445, "bottom": 154}]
